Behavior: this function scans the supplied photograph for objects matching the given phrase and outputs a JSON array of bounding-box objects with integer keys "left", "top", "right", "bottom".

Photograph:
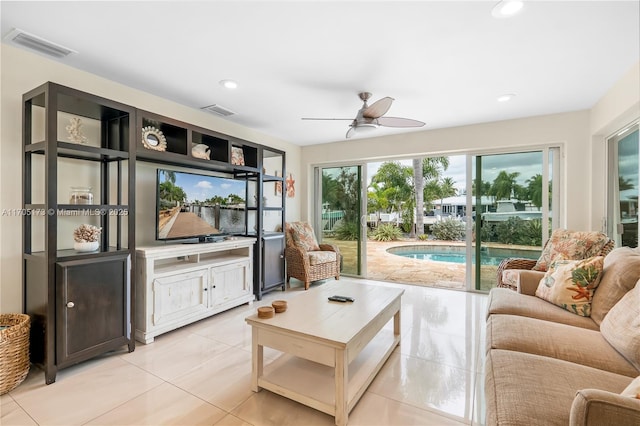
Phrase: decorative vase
[{"left": 74, "top": 241, "right": 99, "bottom": 252}]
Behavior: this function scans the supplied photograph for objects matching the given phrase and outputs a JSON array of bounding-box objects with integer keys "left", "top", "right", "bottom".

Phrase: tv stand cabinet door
[
  {"left": 56, "top": 254, "right": 131, "bottom": 368},
  {"left": 152, "top": 269, "right": 209, "bottom": 326},
  {"left": 210, "top": 260, "right": 251, "bottom": 306}
]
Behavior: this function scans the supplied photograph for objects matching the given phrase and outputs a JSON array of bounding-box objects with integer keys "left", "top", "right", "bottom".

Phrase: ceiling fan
[{"left": 302, "top": 92, "right": 425, "bottom": 138}]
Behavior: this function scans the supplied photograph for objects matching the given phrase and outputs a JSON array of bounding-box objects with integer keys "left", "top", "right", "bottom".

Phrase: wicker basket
[{"left": 0, "top": 314, "right": 31, "bottom": 395}]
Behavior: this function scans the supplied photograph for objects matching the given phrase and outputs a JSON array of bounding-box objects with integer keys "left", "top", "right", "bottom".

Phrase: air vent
[
  {"left": 4, "top": 28, "right": 77, "bottom": 58},
  {"left": 201, "top": 104, "right": 236, "bottom": 117}
]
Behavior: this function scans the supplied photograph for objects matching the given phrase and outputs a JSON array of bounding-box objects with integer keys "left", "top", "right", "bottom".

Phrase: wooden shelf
[{"left": 26, "top": 141, "right": 130, "bottom": 161}]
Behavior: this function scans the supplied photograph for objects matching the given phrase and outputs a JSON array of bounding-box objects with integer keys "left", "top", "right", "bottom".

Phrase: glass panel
[
  {"left": 318, "top": 166, "right": 362, "bottom": 276},
  {"left": 609, "top": 127, "right": 639, "bottom": 248},
  {"left": 472, "top": 151, "right": 547, "bottom": 290}
]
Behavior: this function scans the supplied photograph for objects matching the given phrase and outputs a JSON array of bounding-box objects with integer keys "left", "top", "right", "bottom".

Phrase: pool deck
[{"left": 324, "top": 238, "right": 537, "bottom": 291}]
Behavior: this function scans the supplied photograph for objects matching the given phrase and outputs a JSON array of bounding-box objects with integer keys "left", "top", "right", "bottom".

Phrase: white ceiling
[{"left": 2, "top": 1, "right": 639, "bottom": 146}]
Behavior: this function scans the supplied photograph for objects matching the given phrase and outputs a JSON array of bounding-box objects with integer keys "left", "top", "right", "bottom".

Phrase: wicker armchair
[
  {"left": 496, "top": 229, "right": 615, "bottom": 290},
  {"left": 285, "top": 222, "right": 340, "bottom": 290}
]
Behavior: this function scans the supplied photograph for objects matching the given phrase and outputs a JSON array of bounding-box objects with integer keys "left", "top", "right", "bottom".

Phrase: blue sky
[{"left": 159, "top": 170, "right": 246, "bottom": 203}]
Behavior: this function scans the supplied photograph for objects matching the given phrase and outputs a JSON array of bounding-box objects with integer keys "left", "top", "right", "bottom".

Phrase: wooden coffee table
[{"left": 245, "top": 281, "right": 403, "bottom": 426}]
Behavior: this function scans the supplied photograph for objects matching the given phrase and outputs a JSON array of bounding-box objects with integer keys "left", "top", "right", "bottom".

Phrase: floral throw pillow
[
  {"left": 535, "top": 256, "right": 604, "bottom": 317},
  {"left": 532, "top": 230, "right": 610, "bottom": 272},
  {"left": 285, "top": 222, "right": 320, "bottom": 252}
]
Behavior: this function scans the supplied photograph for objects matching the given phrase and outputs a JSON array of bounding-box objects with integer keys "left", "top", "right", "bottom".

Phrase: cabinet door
[
  {"left": 56, "top": 254, "right": 131, "bottom": 367},
  {"left": 210, "top": 260, "right": 251, "bottom": 305},
  {"left": 263, "top": 235, "right": 285, "bottom": 290},
  {"left": 152, "top": 269, "right": 208, "bottom": 325}
]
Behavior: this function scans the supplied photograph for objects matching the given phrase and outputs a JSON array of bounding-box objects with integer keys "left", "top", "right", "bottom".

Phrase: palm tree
[
  {"left": 491, "top": 171, "right": 520, "bottom": 200},
  {"left": 438, "top": 177, "right": 458, "bottom": 209}
]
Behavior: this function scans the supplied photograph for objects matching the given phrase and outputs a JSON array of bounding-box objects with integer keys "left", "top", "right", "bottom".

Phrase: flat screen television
[{"left": 156, "top": 168, "right": 247, "bottom": 242}]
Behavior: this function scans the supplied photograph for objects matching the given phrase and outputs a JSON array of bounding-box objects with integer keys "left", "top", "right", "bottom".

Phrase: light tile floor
[{"left": 1, "top": 278, "right": 488, "bottom": 426}]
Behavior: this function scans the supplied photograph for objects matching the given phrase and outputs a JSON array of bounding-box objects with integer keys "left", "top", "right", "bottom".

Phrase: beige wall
[
  {"left": 299, "top": 62, "right": 640, "bottom": 235},
  {"left": 0, "top": 45, "right": 302, "bottom": 313}
]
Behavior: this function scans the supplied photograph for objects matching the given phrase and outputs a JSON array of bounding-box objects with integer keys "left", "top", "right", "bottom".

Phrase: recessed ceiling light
[
  {"left": 492, "top": 1, "right": 524, "bottom": 18},
  {"left": 497, "top": 94, "right": 516, "bottom": 102},
  {"left": 219, "top": 79, "right": 238, "bottom": 89}
]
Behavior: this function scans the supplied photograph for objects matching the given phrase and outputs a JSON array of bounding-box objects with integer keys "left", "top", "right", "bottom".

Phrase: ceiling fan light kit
[
  {"left": 303, "top": 91, "right": 425, "bottom": 139},
  {"left": 492, "top": 0, "right": 524, "bottom": 18}
]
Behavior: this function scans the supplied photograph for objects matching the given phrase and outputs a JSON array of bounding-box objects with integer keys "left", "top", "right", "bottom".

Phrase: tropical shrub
[
  {"left": 371, "top": 223, "right": 403, "bottom": 241},
  {"left": 418, "top": 234, "right": 429, "bottom": 241},
  {"left": 483, "top": 217, "right": 543, "bottom": 246},
  {"left": 334, "top": 220, "right": 359, "bottom": 241},
  {"left": 431, "top": 217, "right": 465, "bottom": 241}
]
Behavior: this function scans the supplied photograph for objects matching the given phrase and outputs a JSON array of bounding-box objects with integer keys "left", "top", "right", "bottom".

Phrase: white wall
[{"left": 0, "top": 45, "right": 302, "bottom": 313}]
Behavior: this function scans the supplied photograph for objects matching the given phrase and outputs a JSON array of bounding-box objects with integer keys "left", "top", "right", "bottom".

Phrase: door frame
[{"left": 313, "top": 162, "right": 368, "bottom": 278}]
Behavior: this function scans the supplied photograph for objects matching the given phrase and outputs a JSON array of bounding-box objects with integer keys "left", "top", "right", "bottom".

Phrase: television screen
[{"left": 156, "top": 168, "right": 246, "bottom": 241}]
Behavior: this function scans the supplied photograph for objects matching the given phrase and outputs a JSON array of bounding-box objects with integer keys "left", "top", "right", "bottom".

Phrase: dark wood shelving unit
[
  {"left": 22, "top": 82, "right": 136, "bottom": 384},
  {"left": 22, "top": 83, "right": 288, "bottom": 385}
]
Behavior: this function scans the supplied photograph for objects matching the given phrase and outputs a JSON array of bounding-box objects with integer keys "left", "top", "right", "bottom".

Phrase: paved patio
[{"left": 323, "top": 238, "right": 506, "bottom": 291}]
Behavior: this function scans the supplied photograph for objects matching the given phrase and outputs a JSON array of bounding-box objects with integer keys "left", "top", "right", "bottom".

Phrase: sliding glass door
[
  {"left": 314, "top": 165, "right": 365, "bottom": 276},
  {"left": 608, "top": 123, "right": 639, "bottom": 248},
  {"left": 470, "top": 148, "right": 558, "bottom": 290}
]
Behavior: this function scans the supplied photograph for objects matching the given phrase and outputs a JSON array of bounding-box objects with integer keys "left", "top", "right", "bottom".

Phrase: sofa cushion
[
  {"left": 486, "top": 314, "right": 639, "bottom": 377},
  {"left": 487, "top": 288, "right": 599, "bottom": 330},
  {"left": 307, "top": 250, "right": 337, "bottom": 266},
  {"left": 485, "top": 349, "right": 632, "bottom": 426},
  {"left": 601, "top": 279, "right": 640, "bottom": 372},
  {"left": 285, "top": 222, "right": 320, "bottom": 252},
  {"left": 535, "top": 256, "right": 604, "bottom": 317},
  {"left": 591, "top": 246, "right": 640, "bottom": 325},
  {"left": 532, "top": 229, "right": 610, "bottom": 272}
]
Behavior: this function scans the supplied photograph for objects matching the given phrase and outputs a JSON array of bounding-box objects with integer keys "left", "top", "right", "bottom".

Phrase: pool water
[
  {"left": 399, "top": 252, "right": 505, "bottom": 266},
  {"left": 387, "top": 245, "right": 539, "bottom": 266}
]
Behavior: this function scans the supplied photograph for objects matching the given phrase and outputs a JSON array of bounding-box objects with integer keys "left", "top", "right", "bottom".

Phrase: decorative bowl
[
  {"left": 74, "top": 241, "right": 99, "bottom": 252},
  {"left": 272, "top": 300, "right": 287, "bottom": 313}
]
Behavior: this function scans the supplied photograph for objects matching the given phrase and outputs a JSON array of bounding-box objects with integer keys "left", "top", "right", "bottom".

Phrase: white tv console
[{"left": 135, "top": 238, "right": 255, "bottom": 344}]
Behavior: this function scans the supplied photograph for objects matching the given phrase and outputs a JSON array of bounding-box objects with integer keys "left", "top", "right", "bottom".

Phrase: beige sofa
[{"left": 484, "top": 247, "right": 640, "bottom": 425}]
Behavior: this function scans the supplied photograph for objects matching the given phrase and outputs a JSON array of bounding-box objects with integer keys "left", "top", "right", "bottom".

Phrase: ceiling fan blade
[
  {"left": 346, "top": 126, "right": 355, "bottom": 138},
  {"left": 376, "top": 117, "right": 425, "bottom": 128},
  {"left": 363, "top": 97, "right": 394, "bottom": 118},
  {"left": 301, "top": 118, "right": 353, "bottom": 121}
]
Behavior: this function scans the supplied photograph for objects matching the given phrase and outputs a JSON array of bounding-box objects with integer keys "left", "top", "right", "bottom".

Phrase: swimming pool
[{"left": 386, "top": 245, "right": 540, "bottom": 266}]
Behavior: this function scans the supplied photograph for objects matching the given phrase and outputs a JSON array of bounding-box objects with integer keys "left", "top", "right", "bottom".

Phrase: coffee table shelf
[{"left": 246, "top": 281, "right": 403, "bottom": 426}]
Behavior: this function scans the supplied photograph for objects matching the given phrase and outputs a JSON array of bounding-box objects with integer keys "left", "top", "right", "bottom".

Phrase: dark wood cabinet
[
  {"left": 22, "top": 82, "right": 135, "bottom": 384},
  {"left": 262, "top": 234, "right": 285, "bottom": 292},
  {"left": 56, "top": 254, "right": 131, "bottom": 367}
]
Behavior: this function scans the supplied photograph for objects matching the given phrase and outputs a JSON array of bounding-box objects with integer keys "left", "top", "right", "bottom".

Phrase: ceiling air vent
[
  {"left": 201, "top": 104, "right": 236, "bottom": 117},
  {"left": 4, "top": 28, "right": 77, "bottom": 58}
]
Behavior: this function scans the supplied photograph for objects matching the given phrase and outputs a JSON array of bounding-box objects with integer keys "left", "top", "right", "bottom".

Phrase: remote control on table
[{"left": 328, "top": 295, "right": 355, "bottom": 302}]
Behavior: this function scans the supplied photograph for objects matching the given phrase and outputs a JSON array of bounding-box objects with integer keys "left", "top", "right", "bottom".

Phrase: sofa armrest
[
  {"left": 516, "top": 270, "right": 546, "bottom": 295},
  {"left": 570, "top": 388, "right": 640, "bottom": 426},
  {"left": 319, "top": 243, "right": 340, "bottom": 254},
  {"left": 496, "top": 258, "right": 538, "bottom": 288}
]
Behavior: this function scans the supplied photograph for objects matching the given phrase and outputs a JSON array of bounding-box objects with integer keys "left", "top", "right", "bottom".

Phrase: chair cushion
[
  {"left": 308, "top": 250, "right": 337, "bottom": 266},
  {"left": 285, "top": 222, "right": 320, "bottom": 252},
  {"left": 591, "top": 246, "right": 640, "bottom": 325},
  {"left": 535, "top": 256, "right": 604, "bottom": 317},
  {"left": 532, "top": 229, "right": 611, "bottom": 272},
  {"left": 601, "top": 279, "right": 640, "bottom": 372}
]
